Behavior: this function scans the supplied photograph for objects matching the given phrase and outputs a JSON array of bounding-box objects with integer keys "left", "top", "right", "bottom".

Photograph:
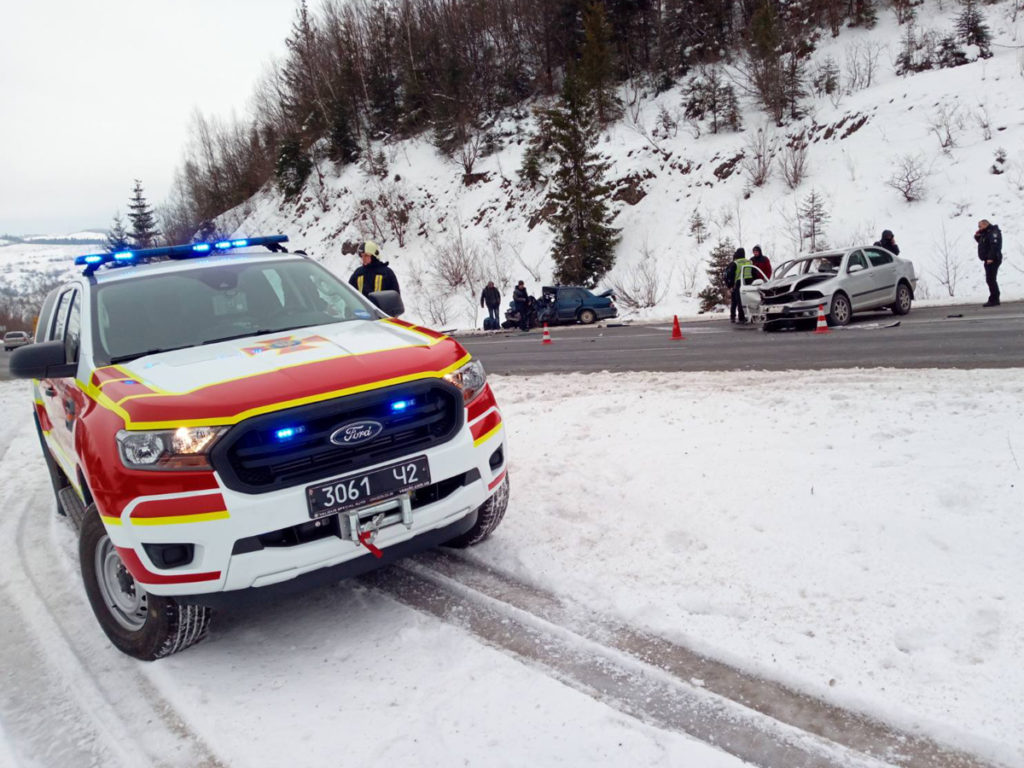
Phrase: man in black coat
[
  {"left": 874, "top": 229, "right": 900, "bottom": 255},
  {"left": 512, "top": 280, "right": 530, "bottom": 331},
  {"left": 349, "top": 241, "right": 399, "bottom": 297},
  {"left": 480, "top": 281, "right": 501, "bottom": 324},
  {"left": 975, "top": 219, "right": 1003, "bottom": 307}
]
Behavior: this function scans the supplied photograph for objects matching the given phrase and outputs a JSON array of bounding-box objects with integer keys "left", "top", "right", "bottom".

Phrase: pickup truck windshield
[{"left": 94, "top": 259, "right": 379, "bottom": 362}]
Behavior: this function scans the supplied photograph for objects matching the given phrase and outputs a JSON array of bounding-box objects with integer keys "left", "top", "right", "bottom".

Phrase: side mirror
[
  {"left": 750, "top": 278, "right": 765, "bottom": 286},
  {"left": 848, "top": 264, "right": 865, "bottom": 274},
  {"left": 367, "top": 290, "right": 404, "bottom": 317},
  {"left": 10, "top": 340, "right": 76, "bottom": 380}
]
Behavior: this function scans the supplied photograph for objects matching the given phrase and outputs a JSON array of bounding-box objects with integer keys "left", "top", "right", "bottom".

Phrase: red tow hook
[{"left": 358, "top": 530, "right": 384, "bottom": 559}]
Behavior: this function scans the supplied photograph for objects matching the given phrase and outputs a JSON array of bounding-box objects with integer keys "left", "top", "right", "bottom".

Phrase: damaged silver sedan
[{"left": 751, "top": 246, "right": 917, "bottom": 330}]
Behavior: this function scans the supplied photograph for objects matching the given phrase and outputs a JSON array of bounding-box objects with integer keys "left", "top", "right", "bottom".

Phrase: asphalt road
[
  {"left": 455, "top": 301, "right": 1024, "bottom": 374},
  {"left": 2, "top": 302, "right": 1021, "bottom": 382}
]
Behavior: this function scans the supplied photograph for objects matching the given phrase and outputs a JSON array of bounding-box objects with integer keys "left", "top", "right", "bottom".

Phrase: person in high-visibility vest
[
  {"left": 724, "top": 248, "right": 752, "bottom": 323},
  {"left": 349, "top": 240, "right": 400, "bottom": 297}
]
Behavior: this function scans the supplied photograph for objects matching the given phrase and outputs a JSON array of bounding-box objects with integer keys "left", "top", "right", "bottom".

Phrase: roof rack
[{"left": 75, "top": 235, "right": 290, "bottom": 276}]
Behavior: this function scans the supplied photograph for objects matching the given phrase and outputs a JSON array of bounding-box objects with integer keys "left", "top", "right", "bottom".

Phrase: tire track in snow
[
  {"left": 0, "top": 424, "right": 224, "bottom": 768},
  {"left": 366, "top": 551, "right": 1001, "bottom": 768}
]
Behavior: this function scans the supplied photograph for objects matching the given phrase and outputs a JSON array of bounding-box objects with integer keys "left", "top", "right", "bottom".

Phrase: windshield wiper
[{"left": 108, "top": 345, "right": 193, "bottom": 364}]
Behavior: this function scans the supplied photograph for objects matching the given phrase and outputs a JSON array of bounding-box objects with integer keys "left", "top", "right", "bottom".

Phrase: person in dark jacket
[
  {"left": 724, "top": 248, "right": 751, "bottom": 323},
  {"left": 975, "top": 219, "right": 1003, "bottom": 307},
  {"left": 750, "top": 245, "right": 772, "bottom": 280},
  {"left": 480, "top": 281, "right": 501, "bottom": 323},
  {"left": 512, "top": 280, "right": 530, "bottom": 331},
  {"left": 874, "top": 229, "right": 900, "bottom": 255},
  {"left": 349, "top": 241, "right": 399, "bottom": 298}
]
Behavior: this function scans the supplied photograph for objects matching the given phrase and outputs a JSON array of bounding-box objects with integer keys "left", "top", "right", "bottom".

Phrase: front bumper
[
  {"left": 757, "top": 297, "right": 831, "bottom": 325},
  {"left": 103, "top": 425, "right": 507, "bottom": 598}
]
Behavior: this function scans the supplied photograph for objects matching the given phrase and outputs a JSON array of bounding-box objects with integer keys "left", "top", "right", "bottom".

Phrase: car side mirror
[
  {"left": 750, "top": 278, "right": 765, "bottom": 286},
  {"left": 848, "top": 264, "right": 865, "bottom": 274},
  {"left": 367, "top": 290, "right": 404, "bottom": 317},
  {"left": 9, "top": 340, "right": 76, "bottom": 380}
]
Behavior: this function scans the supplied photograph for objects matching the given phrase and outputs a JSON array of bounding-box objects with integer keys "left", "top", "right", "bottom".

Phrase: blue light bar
[
  {"left": 74, "top": 235, "right": 290, "bottom": 275},
  {"left": 390, "top": 399, "right": 415, "bottom": 412}
]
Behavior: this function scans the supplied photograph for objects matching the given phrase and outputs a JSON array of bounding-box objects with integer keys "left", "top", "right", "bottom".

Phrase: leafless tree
[
  {"left": 886, "top": 154, "right": 930, "bottom": 201},
  {"left": 677, "top": 254, "right": 701, "bottom": 296},
  {"left": 844, "top": 42, "right": 884, "bottom": 91},
  {"left": 742, "top": 126, "right": 775, "bottom": 187},
  {"left": 928, "top": 103, "right": 965, "bottom": 152},
  {"left": 974, "top": 104, "right": 993, "bottom": 141},
  {"left": 458, "top": 132, "right": 484, "bottom": 176},
  {"left": 930, "top": 222, "right": 966, "bottom": 297},
  {"left": 609, "top": 241, "right": 669, "bottom": 309},
  {"left": 780, "top": 141, "right": 809, "bottom": 189}
]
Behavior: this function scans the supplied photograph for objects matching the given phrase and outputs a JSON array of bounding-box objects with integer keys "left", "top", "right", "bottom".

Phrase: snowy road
[{"left": 1, "top": 370, "right": 1021, "bottom": 768}]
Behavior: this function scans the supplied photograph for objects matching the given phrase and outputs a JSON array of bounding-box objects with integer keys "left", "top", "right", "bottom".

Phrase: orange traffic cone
[
  {"left": 541, "top": 323, "right": 553, "bottom": 344},
  {"left": 813, "top": 304, "right": 830, "bottom": 334},
  {"left": 671, "top": 315, "right": 685, "bottom": 340}
]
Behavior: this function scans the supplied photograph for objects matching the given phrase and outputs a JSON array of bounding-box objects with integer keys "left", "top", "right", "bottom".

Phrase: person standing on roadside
[
  {"left": 750, "top": 245, "right": 772, "bottom": 280},
  {"left": 348, "top": 241, "right": 399, "bottom": 297},
  {"left": 481, "top": 281, "right": 501, "bottom": 324},
  {"left": 513, "top": 280, "right": 530, "bottom": 331},
  {"left": 874, "top": 229, "right": 900, "bottom": 255},
  {"left": 724, "top": 248, "right": 751, "bottom": 323},
  {"left": 975, "top": 219, "right": 1002, "bottom": 307}
]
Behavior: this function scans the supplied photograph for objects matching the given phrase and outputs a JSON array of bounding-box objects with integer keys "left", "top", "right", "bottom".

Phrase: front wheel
[
  {"left": 80, "top": 508, "right": 211, "bottom": 660},
  {"left": 444, "top": 474, "right": 509, "bottom": 548},
  {"left": 827, "top": 293, "right": 852, "bottom": 327},
  {"left": 577, "top": 309, "right": 597, "bottom": 325},
  {"left": 892, "top": 283, "right": 912, "bottom": 315}
]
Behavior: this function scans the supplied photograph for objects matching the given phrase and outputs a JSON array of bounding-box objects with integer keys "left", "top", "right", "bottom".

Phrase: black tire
[
  {"left": 79, "top": 508, "right": 211, "bottom": 660},
  {"left": 577, "top": 309, "right": 597, "bottom": 325},
  {"left": 444, "top": 474, "right": 509, "bottom": 548},
  {"left": 892, "top": 282, "right": 912, "bottom": 315},
  {"left": 827, "top": 293, "right": 852, "bottom": 327}
]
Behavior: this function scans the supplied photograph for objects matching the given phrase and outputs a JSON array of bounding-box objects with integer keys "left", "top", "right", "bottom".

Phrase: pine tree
[
  {"left": 956, "top": 0, "right": 992, "bottom": 58},
  {"left": 578, "top": 1, "right": 622, "bottom": 126},
  {"left": 800, "top": 189, "right": 830, "bottom": 252},
  {"left": 126, "top": 180, "right": 160, "bottom": 248},
  {"left": 689, "top": 209, "right": 708, "bottom": 244},
  {"left": 546, "top": 71, "right": 620, "bottom": 288},
  {"left": 106, "top": 211, "right": 130, "bottom": 252},
  {"left": 276, "top": 134, "right": 312, "bottom": 198},
  {"left": 698, "top": 239, "right": 736, "bottom": 313}
]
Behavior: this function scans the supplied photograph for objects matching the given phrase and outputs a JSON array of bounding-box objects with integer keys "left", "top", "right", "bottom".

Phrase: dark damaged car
[{"left": 754, "top": 246, "right": 917, "bottom": 330}]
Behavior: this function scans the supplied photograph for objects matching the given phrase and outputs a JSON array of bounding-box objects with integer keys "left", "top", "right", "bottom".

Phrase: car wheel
[
  {"left": 827, "top": 293, "right": 852, "bottom": 326},
  {"left": 577, "top": 309, "right": 597, "bottom": 325},
  {"left": 443, "top": 473, "right": 509, "bottom": 548},
  {"left": 80, "top": 508, "right": 211, "bottom": 660},
  {"left": 892, "top": 282, "right": 912, "bottom": 315}
]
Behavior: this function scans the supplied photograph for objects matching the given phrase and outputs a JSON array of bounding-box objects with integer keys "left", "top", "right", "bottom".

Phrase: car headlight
[
  {"left": 444, "top": 359, "right": 487, "bottom": 404},
  {"left": 116, "top": 426, "right": 227, "bottom": 470}
]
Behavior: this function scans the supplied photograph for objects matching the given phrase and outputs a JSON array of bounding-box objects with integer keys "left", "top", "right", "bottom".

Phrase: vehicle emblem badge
[{"left": 330, "top": 420, "right": 384, "bottom": 446}]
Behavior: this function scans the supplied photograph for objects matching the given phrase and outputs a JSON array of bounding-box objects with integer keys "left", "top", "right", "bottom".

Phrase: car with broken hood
[
  {"left": 536, "top": 285, "right": 617, "bottom": 325},
  {"left": 754, "top": 246, "right": 916, "bottom": 329}
]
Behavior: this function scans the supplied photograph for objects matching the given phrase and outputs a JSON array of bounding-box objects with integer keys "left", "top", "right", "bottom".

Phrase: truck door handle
[{"left": 43, "top": 385, "right": 57, "bottom": 398}]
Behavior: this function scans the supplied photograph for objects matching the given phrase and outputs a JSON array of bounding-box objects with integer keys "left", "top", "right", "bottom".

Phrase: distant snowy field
[{"left": 1, "top": 368, "right": 1021, "bottom": 766}]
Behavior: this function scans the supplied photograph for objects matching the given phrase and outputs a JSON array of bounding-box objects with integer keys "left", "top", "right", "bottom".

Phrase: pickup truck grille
[{"left": 211, "top": 380, "right": 463, "bottom": 493}]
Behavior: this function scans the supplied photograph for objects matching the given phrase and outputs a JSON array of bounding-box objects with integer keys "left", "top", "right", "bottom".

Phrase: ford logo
[{"left": 329, "top": 420, "right": 384, "bottom": 446}]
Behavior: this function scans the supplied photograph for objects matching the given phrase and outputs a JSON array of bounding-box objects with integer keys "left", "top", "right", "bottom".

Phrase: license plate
[
  {"left": 766, "top": 305, "right": 787, "bottom": 314},
  {"left": 306, "top": 457, "right": 431, "bottom": 519}
]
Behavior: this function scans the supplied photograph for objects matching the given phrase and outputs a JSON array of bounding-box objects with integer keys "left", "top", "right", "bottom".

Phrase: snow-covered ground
[
  {"left": 224, "top": 0, "right": 1024, "bottom": 331},
  {"left": 1, "top": 367, "right": 1021, "bottom": 767}
]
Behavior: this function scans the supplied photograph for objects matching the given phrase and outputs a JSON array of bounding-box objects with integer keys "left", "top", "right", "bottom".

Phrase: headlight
[
  {"left": 116, "top": 426, "right": 227, "bottom": 470},
  {"left": 444, "top": 359, "right": 487, "bottom": 404}
]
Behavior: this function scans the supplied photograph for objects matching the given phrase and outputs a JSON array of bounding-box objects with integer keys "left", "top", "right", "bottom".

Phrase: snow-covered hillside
[{"left": 224, "top": 0, "right": 1023, "bottom": 330}]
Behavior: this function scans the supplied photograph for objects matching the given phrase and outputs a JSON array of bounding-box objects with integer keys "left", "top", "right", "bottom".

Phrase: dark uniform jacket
[
  {"left": 874, "top": 237, "right": 900, "bottom": 255},
  {"left": 481, "top": 285, "right": 501, "bottom": 308},
  {"left": 349, "top": 257, "right": 400, "bottom": 296},
  {"left": 975, "top": 225, "right": 1003, "bottom": 264}
]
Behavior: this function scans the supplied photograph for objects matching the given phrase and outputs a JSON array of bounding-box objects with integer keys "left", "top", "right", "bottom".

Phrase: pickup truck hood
[{"left": 89, "top": 319, "right": 468, "bottom": 429}]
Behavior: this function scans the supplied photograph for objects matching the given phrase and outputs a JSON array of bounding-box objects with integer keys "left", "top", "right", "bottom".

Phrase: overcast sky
[{"left": 0, "top": 1, "right": 297, "bottom": 236}]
